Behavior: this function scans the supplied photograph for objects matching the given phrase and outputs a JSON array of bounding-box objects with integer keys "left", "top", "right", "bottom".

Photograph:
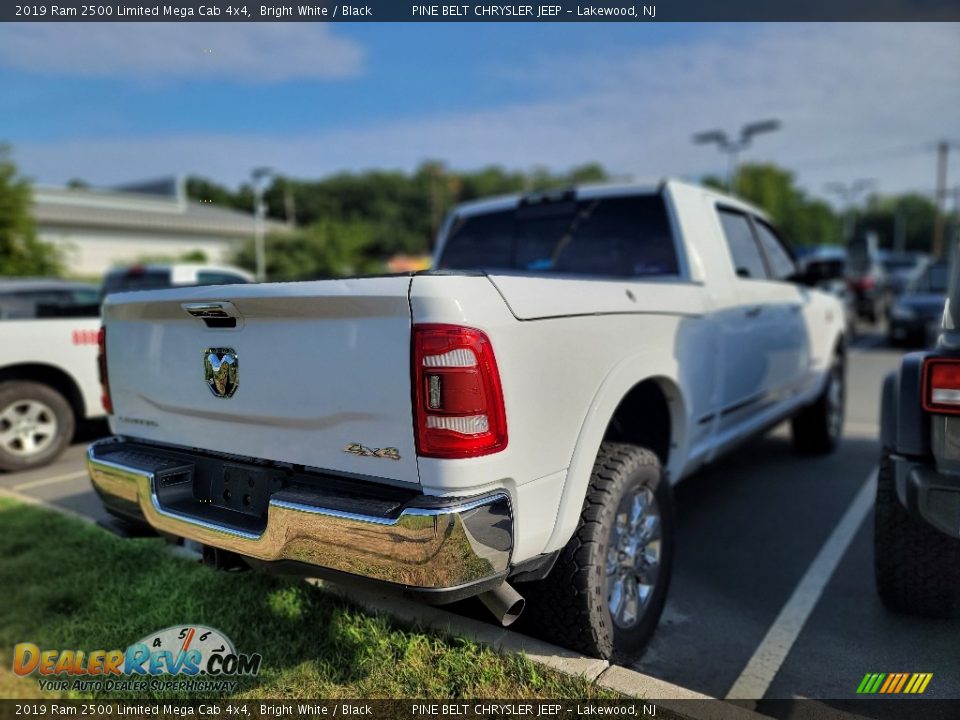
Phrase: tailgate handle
[{"left": 182, "top": 302, "right": 242, "bottom": 329}]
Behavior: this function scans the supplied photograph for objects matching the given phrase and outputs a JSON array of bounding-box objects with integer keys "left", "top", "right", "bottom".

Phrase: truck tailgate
[{"left": 103, "top": 277, "right": 419, "bottom": 485}]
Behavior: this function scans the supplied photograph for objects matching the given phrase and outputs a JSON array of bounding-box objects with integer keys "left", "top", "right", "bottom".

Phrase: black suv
[{"left": 877, "top": 257, "right": 960, "bottom": 615}]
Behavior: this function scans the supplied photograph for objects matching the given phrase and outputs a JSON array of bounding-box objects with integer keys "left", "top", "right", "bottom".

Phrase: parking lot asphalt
[{"left": 3, "top": 329, "right": 957, "bottom": 709}]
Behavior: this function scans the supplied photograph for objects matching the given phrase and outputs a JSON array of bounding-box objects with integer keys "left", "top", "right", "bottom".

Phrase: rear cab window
[
  {"left": 437, "top": 193, "right": 680, "bottom": 278},
  {"left": 101, "top": 269, "right": 172, "bottom": 299},
  {"left": 0, "top": 288, "right": 100, "bottom": 319},
  {"left": 196, "top": 272, "right": 249, "bottom": 286}
]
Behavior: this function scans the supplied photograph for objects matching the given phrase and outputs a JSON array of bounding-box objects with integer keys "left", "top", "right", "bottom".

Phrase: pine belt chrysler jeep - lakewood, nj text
[{"left": 88, "top": 180, "right": 846, "bottom": 659}]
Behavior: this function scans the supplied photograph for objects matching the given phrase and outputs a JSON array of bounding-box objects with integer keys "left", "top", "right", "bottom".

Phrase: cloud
[
  {"left": 0, "top": 22, "right": 363, "bottom": 81},
  {"left": 12, "top": 23, "right": 960, "bottom": 199}
]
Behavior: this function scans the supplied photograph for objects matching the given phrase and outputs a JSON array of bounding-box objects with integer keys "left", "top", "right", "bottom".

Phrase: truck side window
[
  {"left": 753, "top": 220, "right": 797, "bottom": 281},
  {"left": 718, "top": 208, "right": 768, "bottom": 280}
]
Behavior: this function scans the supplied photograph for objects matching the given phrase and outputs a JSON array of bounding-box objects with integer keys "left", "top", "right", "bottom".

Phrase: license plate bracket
[{"left": 207, "top": 463, "right": 283, "bottom": 519}]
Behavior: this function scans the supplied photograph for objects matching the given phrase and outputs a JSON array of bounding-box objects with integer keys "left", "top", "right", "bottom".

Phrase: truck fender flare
[{"left": 541, "top": 352, "right": 687, "bottom": 555}]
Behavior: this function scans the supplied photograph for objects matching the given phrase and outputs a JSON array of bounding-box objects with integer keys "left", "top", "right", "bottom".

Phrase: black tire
[
  {"left": 792, "top": 352, "right": 844, "bottom": 455},
  {"left": 519, "top": 443, "right": 674, "bottom": 661},
  {"left": 0, "top": 381, "right": 75, "bottom": 472},
  {"left": 875, "top": 454, "right": 960, "bottom": 617}
]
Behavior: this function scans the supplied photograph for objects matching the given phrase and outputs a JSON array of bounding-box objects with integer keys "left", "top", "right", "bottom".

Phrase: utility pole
[
  {"left": 933, "top": 141, "right": 950, "bottom": 260},
  {"left": 825, "top": 179, "right": 875, "bottom": 244},
  {"left": 693, "top": 119, "right": 782, "bottom": 191},
  {"left": 251, "top": 166, "right": 275, "bottom": 282},
  {"left": 894, "top": 207, "right": 906, "bottom": 253},
  {"left": 283, "top": 182, "right": 297, "bottom": 228}
]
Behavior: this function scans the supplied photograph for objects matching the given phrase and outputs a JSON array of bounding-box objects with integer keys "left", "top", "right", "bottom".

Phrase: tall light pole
[
  {"left": 825, "top": 178, "right": 875, "bottom": 244},
  {"left": 693, "top": 119, "right": 782, "bottom": 191},
  {"left": 251, "top": 166, "right": 274, "bottom": 282}
]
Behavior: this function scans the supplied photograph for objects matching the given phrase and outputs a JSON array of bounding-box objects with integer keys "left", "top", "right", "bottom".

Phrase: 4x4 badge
[
  {"left": 204, "top": 348, "right": 239, "bottom": 398},
  {"left": 344, "top": 443, "right": 401, "bottom": 461}
]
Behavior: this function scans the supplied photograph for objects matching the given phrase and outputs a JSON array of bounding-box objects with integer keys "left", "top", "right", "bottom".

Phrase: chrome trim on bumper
[{"left": 87, "top": 438, "right": 512, "bottom": 589}]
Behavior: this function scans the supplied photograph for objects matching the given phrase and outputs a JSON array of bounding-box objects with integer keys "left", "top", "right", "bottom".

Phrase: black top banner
[{"left": 3, "top": 0, "right": 960, "bottom": 22}]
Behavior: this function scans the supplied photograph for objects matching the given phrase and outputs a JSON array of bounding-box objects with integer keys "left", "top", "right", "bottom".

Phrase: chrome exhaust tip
[{"left": 479, "top": 582, "right": 525, "bottom": 627}]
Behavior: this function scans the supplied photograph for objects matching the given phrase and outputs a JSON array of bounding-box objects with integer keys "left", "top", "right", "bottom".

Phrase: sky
[{"left": 1, "top": 22, "right": 958, "bottom": 204}]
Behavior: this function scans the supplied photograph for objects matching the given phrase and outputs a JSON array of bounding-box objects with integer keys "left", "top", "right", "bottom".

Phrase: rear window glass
[
  {"left": 437, "top": 194, "right": 679, "bottom": 278},
  {"left": 196, "top": 272, "right": 249, "bottom": 286},
  {"left": 913, "top": 265, "right": 949, "bottom": 294},
  {"left": 803, "top": 259, "right": 845, "bottom": 282},
  {"left": 101, "top": 269, "right": 172, "bottom": 298},
  {"left": 0, "top": 289, "right": 100, "bottom": 319}
]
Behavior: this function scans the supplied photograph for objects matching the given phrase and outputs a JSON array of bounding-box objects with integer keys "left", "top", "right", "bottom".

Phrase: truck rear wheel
[
  {"left": 875, "top": 454, "right": 960, "bottom": 617},
  {"left": 0, "top": 381, "right": 75, "bottom": 472},
  {"left": 520, "top": 442, "right": 674, "bottom": 661}
]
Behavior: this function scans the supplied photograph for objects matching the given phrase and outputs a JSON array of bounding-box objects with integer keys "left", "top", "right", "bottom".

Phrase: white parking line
[
  {"left": 12, "top": 470, "right": 89, "bottom": 491},
  {"left": 725, "top": 468, "right": 877, "bottom": 700}
]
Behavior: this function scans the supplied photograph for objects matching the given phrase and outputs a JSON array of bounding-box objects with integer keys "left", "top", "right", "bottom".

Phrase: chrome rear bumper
[{"left": 87, "top": 437, "right": 512, "bottom": 591}]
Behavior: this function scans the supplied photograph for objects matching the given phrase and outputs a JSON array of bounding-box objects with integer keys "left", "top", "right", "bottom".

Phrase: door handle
[{"left": 745, "top": 306, "right": 763, "bottom": 318}]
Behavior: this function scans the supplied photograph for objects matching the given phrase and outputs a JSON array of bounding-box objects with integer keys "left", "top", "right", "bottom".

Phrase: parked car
[
  {"left": 797, "top": 246, "right": 856, "bottom": 332},
  {"left": 881, "top": 251, "right": 930, "bottom": 299},
  {"left": 0, "top": 267, "right": 252, "bottom": 472},
  {"left": 877, "top": 257, "right": 960, "bottom": 616},
  {"left": 888, "top": 261, "right": 948, "bottom": 347},
  {"left": 0, "top": 279, "right": 99, "bottom": 320},
  {"left": 99, "top": 263, "right": 253, "bottom": 300},
  {"left": 88, "top": 180, "right": 846, "bottom": 660},
  {"left": 846, "top": 235, "right": 892, "bottom": 323},
  {"left": 0, "top": 318, "right": 103, "bottom": 472}
]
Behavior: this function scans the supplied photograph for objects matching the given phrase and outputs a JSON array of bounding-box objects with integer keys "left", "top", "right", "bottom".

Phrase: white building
[{"left": 32, "top": 177, "right": 285, "bottom": 277}]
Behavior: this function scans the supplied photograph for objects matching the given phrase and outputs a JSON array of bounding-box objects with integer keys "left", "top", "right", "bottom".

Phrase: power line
[{"left": 789, "top": 143, "right": 929, "bottom": 172}]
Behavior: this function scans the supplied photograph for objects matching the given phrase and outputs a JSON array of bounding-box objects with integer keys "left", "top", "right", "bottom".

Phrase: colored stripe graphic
[
  {"left": 857, "top": 673, "right": 932, "bottom": 694},
  {"left": 894, "top": 673, "right": 909, "bottom": 693}
]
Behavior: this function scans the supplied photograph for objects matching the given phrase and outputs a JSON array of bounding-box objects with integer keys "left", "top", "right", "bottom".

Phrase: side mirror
[{"left": 789, "top": 268, "right": 818, "bottom": 287}]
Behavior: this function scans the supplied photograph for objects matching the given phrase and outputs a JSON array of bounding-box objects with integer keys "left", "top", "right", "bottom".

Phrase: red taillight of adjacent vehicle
[
  {"left": 848, "top": 276, "right": 877, "bottom": 292},
  {"left": 412, "top": 324, "right": 507, "bottom": 458},
  {"left": 922, "top": 358, "right": 960, "bottom": 415},
  {"left": 97, "top": 326, "right": 113, "bottom": 414}
]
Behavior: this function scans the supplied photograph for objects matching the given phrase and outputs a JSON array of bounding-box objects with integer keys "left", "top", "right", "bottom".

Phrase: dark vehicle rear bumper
[
  {"left": 890, "top": 453, "right": 960, "bottom": 538},
  {"left": 88, "top": 437, "right": 513, "bottom": 602}
]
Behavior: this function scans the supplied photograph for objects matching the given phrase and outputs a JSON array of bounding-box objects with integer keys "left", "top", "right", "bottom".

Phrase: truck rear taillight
[
  {"left": 97, "top": 327, "right": 113, "bottom": 414},
  {"left": 922, "top": 358, "right": 960, "bottom": 414},
  {"left": 412, "top": 324, "right": 507, "bottom": 458}
]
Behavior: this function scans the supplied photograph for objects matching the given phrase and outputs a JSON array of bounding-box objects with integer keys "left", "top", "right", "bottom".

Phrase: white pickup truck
[
  {"left": 0, "top": 280, "right": 103, "bottom": 471},
  {"left": 88, "top": 180, "right": 846, "bottom": 659}
]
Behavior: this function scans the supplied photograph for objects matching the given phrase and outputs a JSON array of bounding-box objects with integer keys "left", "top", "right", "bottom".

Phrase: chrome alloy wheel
[
  {"left": 826, "top": 361, "right": 845, "bottom": 441},
  {"left": 606, "top": 486, "right": 662, "bottom": 629},
  {"left": 0, "top": 399, "right": 59, "bottom": 457}
]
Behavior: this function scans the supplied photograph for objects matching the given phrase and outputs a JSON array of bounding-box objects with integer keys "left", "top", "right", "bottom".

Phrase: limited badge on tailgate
[{"left": 203, "top": 347, "right": 239, "bottom": 398}]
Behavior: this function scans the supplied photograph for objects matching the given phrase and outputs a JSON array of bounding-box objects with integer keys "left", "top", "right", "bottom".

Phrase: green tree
[
  {"left": 190, "top": 162, "right": 613, "bottom": 264},
  {"left": 186, "top": 176, "right": 249, "bottom": 211},
  {"left": 0, "top": 144, "right": 61, "bottom": 276},
  {"left": 707, "top": 164, "right": 841, "bottom": 248},
  {"left": 234, "top": 218, "right": 383, "bottom": 281},
  {"left": 858, "top": 193, "right": 937, "bottom": 253}
]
